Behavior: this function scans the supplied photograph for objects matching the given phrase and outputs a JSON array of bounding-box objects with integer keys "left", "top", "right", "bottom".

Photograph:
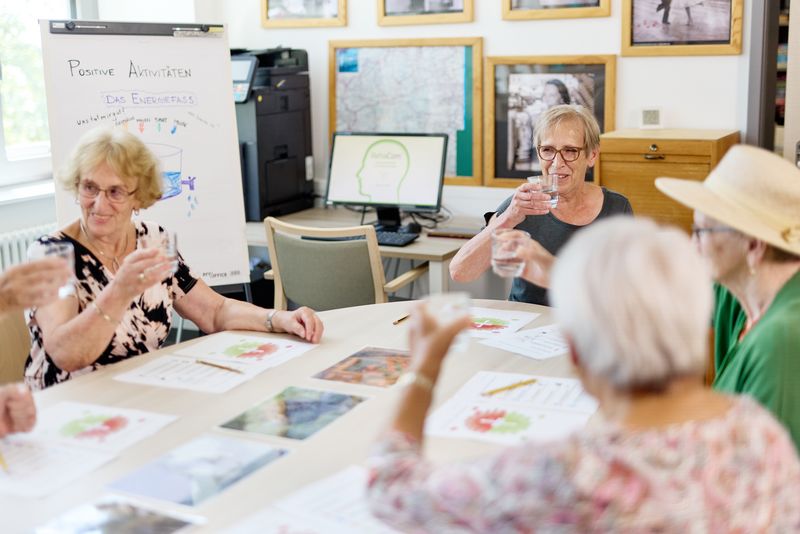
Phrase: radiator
[{"left": 0, "top": 223, "right": 58, "bottom": 271}]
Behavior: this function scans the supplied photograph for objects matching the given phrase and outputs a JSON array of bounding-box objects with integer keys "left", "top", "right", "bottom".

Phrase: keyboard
[{"left": 302, "top": 231, "right": 419, "bottom": 247}]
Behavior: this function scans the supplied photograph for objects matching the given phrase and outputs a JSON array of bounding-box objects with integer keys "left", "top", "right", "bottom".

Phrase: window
[{"left": 0, "top": 0, "right": 71, "bottom": 187}]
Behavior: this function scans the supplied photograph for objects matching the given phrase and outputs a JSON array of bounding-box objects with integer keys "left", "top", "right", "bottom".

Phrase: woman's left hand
[{"left": 274, "top": 307, "right": 324, "bottom": 343}]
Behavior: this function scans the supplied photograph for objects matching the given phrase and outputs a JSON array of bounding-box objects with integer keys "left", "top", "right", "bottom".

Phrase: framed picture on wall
[
  {"left": 502, "top": 0, "right": 610, "bottom": 20},
  {"left": 485, "top": 55, "right": 616, "bottom": 187},
  {"left": 622, "top": 0, "right": 743, "bottom": 56},
  {"left": 261, "top": 0, "right": 347, "bottom": 28},
  {"left": 378, "top": 0, "right": 473, "bottom": 26},
  {"left": 330, "top": 38, "right": 483, "bottom": 186}
]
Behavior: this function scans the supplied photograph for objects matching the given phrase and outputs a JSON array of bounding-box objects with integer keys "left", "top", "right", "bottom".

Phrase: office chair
[
  {"left": 264, "top": 217, "right": 428, "bottom": 311},
  {"left": 0, "top": 310, "right": 30, "bottom": 384}
]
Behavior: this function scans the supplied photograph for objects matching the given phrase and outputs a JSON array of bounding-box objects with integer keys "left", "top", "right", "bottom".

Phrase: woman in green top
[{"left": 656, "top": 145, "right": 800, "bottom": 450}]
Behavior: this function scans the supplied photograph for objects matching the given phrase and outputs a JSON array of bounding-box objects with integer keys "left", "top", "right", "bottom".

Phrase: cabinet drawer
[{"left": 601, "top": 138, "right": 714, "bottom": 158}]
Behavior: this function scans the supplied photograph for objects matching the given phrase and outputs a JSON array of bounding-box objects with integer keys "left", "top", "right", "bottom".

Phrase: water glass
[
  {"left": 27, "top": 242, "right": 76, "bottom": 299},
  {"left": 527, "top": 174, "right": 559, "bottom": 208},
  {"left": 144, "top": 232, "right": 178, "bottom": 274},
  {"left": 424, "top": 292, "right": 471, "bottom": 353},
  {"left": 491, "top": 229, "right": 529, "bottom": 278}
]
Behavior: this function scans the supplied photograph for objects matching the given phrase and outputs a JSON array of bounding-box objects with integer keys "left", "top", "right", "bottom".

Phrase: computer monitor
[
  {"left": 325, "top": 132, "right": 448, "bottom": 230},
  {"left": 231, "top": 55, "right": 258, "bottom": 103}
]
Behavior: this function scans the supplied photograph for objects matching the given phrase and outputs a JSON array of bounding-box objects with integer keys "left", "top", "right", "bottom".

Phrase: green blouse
[{"left": 712, "top": 270, "right": 800, "bottom": 451}]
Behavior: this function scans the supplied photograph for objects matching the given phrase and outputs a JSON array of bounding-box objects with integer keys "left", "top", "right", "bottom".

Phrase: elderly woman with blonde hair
[
  {"left": 25, "top": 127, "right": 323, "bottom": 390},
  {"left": 367, "top": 217, "right": 800, "bottom": 532}
]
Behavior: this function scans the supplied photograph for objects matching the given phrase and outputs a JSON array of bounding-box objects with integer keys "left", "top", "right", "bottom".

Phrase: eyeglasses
[
  {"left": 536, "top": 145, "right": 583, "bottom": 163},
  {"left": 690, "top": 225, "right": 737, "bottom": 238},
  {"left": 78, "top": 181, "right": 137, "bottom": 204}
]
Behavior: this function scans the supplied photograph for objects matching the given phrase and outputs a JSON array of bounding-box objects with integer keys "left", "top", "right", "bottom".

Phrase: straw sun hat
[{"left": 655, "top": 144, "right": 800, "bottom": 256}]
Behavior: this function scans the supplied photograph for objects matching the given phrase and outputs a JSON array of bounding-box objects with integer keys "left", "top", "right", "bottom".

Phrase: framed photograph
[
  {"left": 261, "top": 0, "right": 347, "bottom": 28},
  {"left": 330, "top": 38, "right": 483, "bottom": 186},
  {"left": 378, "top": 0, "right": 473, "bottom": 26},
  {"left": 485, "top": 55, "right": 616, "bottom": 187},
  {"left": 502, "top": 0, "right": 610, "bottom": 20},
  {"left": 622, "top": 0, "right": 743, "bottom": 56}
]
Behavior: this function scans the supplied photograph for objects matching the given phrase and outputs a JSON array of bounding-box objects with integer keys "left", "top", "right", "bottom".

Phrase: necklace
[{"left": 80, "top": 221, "right": 130, "bottom": 273}]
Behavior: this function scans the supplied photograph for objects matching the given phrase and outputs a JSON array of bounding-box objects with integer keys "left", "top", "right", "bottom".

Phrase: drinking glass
[
  {"left": 527, "top": 174, "right": 559, "bottom": 208},
  {"left": 144, "top": 232, "right": 178, "bottom": 274},
  {"left": 27, "top": 242, "right": 75, "bottom": 299},
  {"left": 424, "top": 292, "right": 471, "bottom": 353},
  {"left": 491, "top": 229, "right": 529, "bottom": 278}
]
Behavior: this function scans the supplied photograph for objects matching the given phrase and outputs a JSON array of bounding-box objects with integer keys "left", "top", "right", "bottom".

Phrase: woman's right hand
[
  {"left": 112, "top": 248, "right": 175, "bottom": 301},
  {"left": 501, "top": 182, "right": 553, "bottom": 226}
]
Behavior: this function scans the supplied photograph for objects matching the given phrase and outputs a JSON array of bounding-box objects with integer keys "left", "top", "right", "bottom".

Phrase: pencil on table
[
  {"left": 195, "top": 359, "right": 244, "bottom": 374},
  {"left": 393, "top": 314, "right": 410, "bottom": 325},
  {"left": 482, "top": 378, "right": 537, "bottom": 397}
]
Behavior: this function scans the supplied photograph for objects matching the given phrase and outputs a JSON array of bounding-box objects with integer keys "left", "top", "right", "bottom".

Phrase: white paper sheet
[
  {"left": 466, "top": 307, "right": 540, "bottom": 338},
  {"left": 30, "top": 402, "right": 176, "bottom": 453},
  {"left": 480, "top": 324, "right": 568, "bottom": 360},
  {"left": 0, "top": 437, "right": 115, "bottom": 498},
  {"left": 426, "top": 371, "right": 598, "bottom": 445},
  {"left": 226, "top": 466, "right": 401, "bottom": 534},
  {"left": 115, "top": 333, "right": 317, "bottom": 393}
]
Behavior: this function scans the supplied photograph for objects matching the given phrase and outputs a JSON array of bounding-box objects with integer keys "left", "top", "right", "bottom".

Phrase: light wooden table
[
  {"left": 245, "top": 207, "right": 482, "bottom": 293},
  {"left": 3, "top": 299, "right": 572, "bottom": 532}
]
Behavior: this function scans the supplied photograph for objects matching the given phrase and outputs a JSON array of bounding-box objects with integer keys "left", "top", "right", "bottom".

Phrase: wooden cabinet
[{"left": 597, "top": 129, "right": 740, "bottom": 232}]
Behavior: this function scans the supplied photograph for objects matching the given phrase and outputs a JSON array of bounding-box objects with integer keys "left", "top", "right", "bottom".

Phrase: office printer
[{"left": 232, "top": 48, "right": 314, "bottom": 221}]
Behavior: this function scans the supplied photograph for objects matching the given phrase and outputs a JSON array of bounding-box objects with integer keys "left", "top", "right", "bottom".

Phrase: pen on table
[
  {"left": 195, "top": 359, "right": 244, "bottom": 374},
  {"left": 482, "top": 378, "right": 537, "bottom": 397},
  {"left": 393, "top": 313, "right": 410, "bottom": 325}
]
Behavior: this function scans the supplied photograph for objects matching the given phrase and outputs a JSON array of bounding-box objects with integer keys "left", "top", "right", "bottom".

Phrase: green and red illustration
[
  {"left": 463, "top": 408, "right": 530, "bottom": 434},
  {"left": 60, "top": 414, "right": 129, "bottom": 441},
  {"left": 223, "top": 341, "right": 281, "bottom": 360},
  {"left": 470, "top": 317, "right": 510, "bottom": 332}
]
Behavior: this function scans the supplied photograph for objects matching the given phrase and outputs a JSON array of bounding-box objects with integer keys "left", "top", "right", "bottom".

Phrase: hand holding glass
[
  {"left": 424, "top": 292, "right": 471, "bottom": 352},
  {"left": 527, "top": 174, "right": 558, "bottom": 209},
  {"left": 26, "top": 242, "right": 75, "bottom": 299},
  {"left": 144, "top": 232, "right": 178, "bottom": 275},
  {"left": 491, "top": 229, "right": 529, "bottom": 278}
]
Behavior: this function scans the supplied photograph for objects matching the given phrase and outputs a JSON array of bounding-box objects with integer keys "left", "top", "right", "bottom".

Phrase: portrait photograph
[
  {"left": 262, "top": 0, "right": 346, "bottom": 27},
  {"left": 379, "top": 0, "right": 473, "bottom": 26},
  {"left": 485, "top": 55, "right": 616, "bottom": 187},
  {"left": 622, "top": 0, "right": 743, "bottom": 56},
  {"left": 502, "top": 0, "right": 610, "bottom": 20}
]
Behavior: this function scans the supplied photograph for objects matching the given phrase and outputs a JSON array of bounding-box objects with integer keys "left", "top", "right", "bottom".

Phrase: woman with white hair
[
  {"left": 656, "top": 145, "right": 800, "bottom": 450},
  {"left": 367, "top": 217, "right": 800, "bottom": 532},
  {"left": 450, "top": 104, "right": 632, "bottom": 306}
]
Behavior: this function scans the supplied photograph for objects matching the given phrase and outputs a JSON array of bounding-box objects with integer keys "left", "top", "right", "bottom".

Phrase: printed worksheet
[
  {"left": 480, "top": 324, "right": 568, "bottom": 360},
  {"left": 467, "top": 307, "right": 540, "bottom": 338},
  {"left": 0, "top": 438, "right": 115, "bottom": 498},
  {"left": 172, "top": 332, "right": 316, "bottom": 371},
  {"left": 227, "top": 466, "right": 401, "bottom": 534},
  {"left": 114, "top": 354, "right": 253, "bottom": 393},
  {"left": 426, "top": 371, "right": 598, "bottom": 445},
  {"left": 30, "top": 402, "right": 176, "bottom": 453}
]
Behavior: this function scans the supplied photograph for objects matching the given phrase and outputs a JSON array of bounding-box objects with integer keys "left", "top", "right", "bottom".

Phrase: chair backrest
[
  {"left": 0, "top": 310, "right": 30, "bottom": 384},
  {"left": 264, "top": 217, "right": 387, "bottom": 311}
]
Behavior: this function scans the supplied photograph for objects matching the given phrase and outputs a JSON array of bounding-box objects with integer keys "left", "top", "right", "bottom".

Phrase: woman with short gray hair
[
  {"left": 368, "top": 216, "right": 800, "bottom": 532},
  {"left": 450, "top": 104, "right": 631, "bottom": 306}
]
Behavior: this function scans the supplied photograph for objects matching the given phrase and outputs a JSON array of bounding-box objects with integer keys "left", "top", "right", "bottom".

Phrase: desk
[
  {"left": 4, "top": 299, "right": 570, "bottom": 532},
  {"left": 245, "top": 207, "right": 480, "bottom": 293}
]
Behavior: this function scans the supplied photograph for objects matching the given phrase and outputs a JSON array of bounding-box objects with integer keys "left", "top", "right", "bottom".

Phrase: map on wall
[{"left": 330, "top": 38, "right": 483, "bottom": 186}]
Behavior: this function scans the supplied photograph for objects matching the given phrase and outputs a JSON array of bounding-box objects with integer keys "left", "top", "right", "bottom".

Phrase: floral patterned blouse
[
  {"left": 24, "top": 221, "right": 198, "bottom": 390},
  {"left": 367, "top": 396, "right": 800, "bottom": 533}
]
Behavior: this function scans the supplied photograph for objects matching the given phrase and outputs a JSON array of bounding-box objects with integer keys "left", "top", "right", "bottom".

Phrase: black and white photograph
[
  {"left": 385, "top": 0, "right": 464, "bottom": 15},
  {"left": 502, "top": 0, "right": 609, "bottom": 20},
  {"left": 510, "top": 0, "right": 600, "bottom": 9},
  {"left": 485, "top": 56, "right": 615, "bottom": 186},
  {"left": 631, "top": 0, "right": 733, "bottom": 47},
  {"left": 262, "top": 0, "right": 346, "bottom": 27}
]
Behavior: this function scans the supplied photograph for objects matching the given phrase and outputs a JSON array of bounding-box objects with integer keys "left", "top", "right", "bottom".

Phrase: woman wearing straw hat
[{"left": 655, "top": 145, "right": 800, "bottom": 450}]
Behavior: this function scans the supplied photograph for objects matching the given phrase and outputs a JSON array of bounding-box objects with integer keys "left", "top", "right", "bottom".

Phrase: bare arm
[
  {"left": 35, "top": 248, "right": 173, "bottom": 372},
  {"left": 174, "top": 279, "right": 324, "bottom": 343},
  {"left": 449, "top": 183, "right": 550, "bottom": 282}
]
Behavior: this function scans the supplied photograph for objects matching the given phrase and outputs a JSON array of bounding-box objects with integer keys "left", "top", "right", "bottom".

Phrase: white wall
[{"left": 212, "top": 0, "right": 752, "bottom": 215}]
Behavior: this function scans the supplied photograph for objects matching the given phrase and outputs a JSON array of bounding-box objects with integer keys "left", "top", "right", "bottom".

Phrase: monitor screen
[
  {"left": 325, "top": 132, "right": 447, "bottom": 213},
  {"left": 231, "top": 55, "right": 257, "bottom": 103}
]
